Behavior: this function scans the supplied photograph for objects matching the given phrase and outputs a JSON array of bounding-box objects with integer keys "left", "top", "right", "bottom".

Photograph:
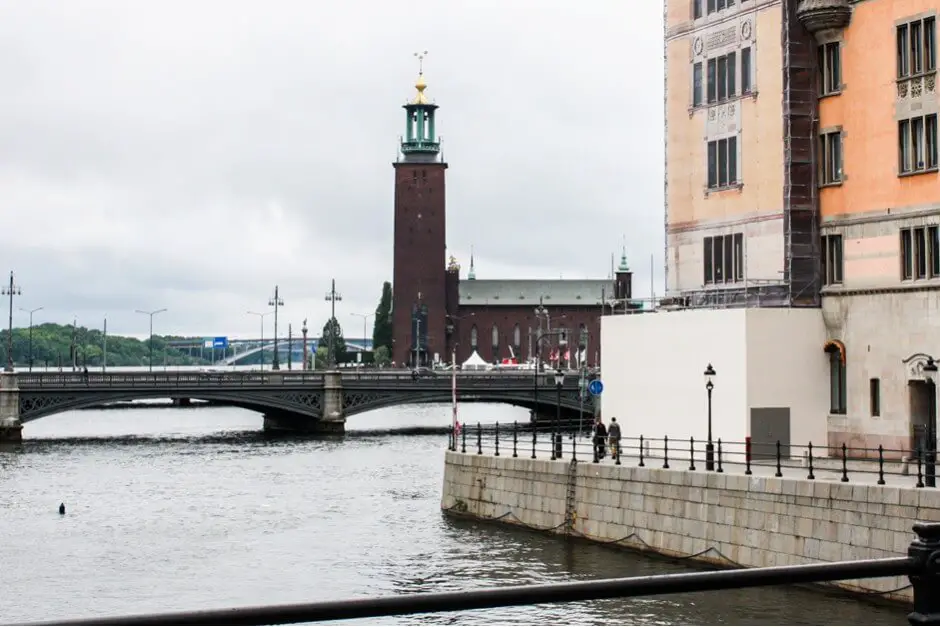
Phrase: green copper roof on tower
[
  {"left": 617, "top": 238, "right": 630, "bottom": 272},
  {"left": 400, "top": 51, "right": 440, "bottom": 160},
  {"left": 468, "top": 247, "right": 476, "bottom": 280}
]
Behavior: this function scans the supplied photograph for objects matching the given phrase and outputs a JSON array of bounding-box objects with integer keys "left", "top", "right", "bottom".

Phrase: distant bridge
[
  {"left": 167, "top": 337, "right": 374, "bottom": 366},
  {"left": 5, "top": 370, "right": 596, "bottom": 439}
]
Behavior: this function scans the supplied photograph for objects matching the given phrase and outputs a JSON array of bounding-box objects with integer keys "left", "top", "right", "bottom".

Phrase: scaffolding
[{"left": 782, "top": 0, "right": 822, "bottom": 308}]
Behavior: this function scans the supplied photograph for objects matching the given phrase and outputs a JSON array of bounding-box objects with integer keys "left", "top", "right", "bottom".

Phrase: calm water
[{"left": 1, "top": 403, "right": 908, "bottom": 625}]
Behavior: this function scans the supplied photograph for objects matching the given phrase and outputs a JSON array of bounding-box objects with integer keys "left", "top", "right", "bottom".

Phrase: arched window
[
  {"left": 470, "top": 325, "right": 478, "bottom": 348},
  {"left": 513, "top": 324, "right": 521, "bottom": 347},
  {"left": 825, "top": 340, "right": 847, "bottom": 414},
  {"left": 492, "top": 325, "right": 499, "bottom": 347}
]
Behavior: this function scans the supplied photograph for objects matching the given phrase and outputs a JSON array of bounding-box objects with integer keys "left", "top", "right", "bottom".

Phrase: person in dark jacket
[
  {"left": 608, "top": 417, "right": 621, "bottom": 460},
  {"left": 593, "top": 417, "right": 608, "bottom": 460}
]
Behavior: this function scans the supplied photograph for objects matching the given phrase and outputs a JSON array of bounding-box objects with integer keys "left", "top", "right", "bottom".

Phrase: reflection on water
[{"left": 1, "top": 403, "right": 908, "bottom": 625}]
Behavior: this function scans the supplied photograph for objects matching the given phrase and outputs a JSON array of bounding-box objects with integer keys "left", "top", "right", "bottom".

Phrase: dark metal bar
[
  {"left": 807, "top": 442, "right": 815, "bottom": 480},
  {"left": 512, "top": 421, "right": 518, "bottom": 458},
  {"left": 878, "top": 445, "right": 886, "bottom": 486},
  {"left": 494, "top": 422, "right": 500, "bottom": 457},
  {"left": 662, "top": 436, "right": 669, "bottom": 469},
  {"left": 775, "top": 441, "right": 783, "bottom": 478},
  {"left": 716, "top": 439, "right": 723, "bottom": 473},
  {"left": 31, "top": 557, "right": 914, "bottom": 627},
  {"left": 461, "top": 422, "right": 466, "bottom": 454},
  {"left": 841, "top": 443, "right": 850, "bottom": 483},
  {"left": 689, "top": 437, "right": 696, "bottom": 472},
  {"left": 476, "top": 422, "right": 482, "bottom": 455},
  {"left": 638, "top": 435, "right": 645, "bottom": 467}
]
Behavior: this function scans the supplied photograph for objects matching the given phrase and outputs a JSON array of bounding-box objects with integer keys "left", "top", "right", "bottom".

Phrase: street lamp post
[
  {"left": 350, "top": 313, "right": 373, "bottom": 366},
  {"left": 554, "top": 368, "right": 565, "bottom": 460},
  {"left": 2, "top": 272, "right": 21, "bottom": 372},
  {"left": 20, "top": 305, "right": 43, "bottom": 372},
  {"left": 704, "top": 363, "right": 716, "bottom": 471},
  {"left": 135, "top": 308, "right": 167, "bottom": 372},
  {"left": 268, "top": 286, "right": 284, "bottom": 370},
  {"left": 301, "top": 319, "right": 309, "bottom": 371},
  {"left": 247, "top": 311, "right": 273, "bottom": 372},
  {"left": 924, "top": 357, "right": 937, "bottom": 488},
  {"left": 534, "top": 330, "right": 560, "bottom": 459},
  {"left": 324, "top": 279, "right": 343, "bottom": 368},
  {"left": 287, "top": 323, "right": 293, "bottom": 370}
]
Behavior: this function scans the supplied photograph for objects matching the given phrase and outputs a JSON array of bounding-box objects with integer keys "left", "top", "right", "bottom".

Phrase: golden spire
[{"left": 411, "top": 50, "right": 429, "bottom": 105}]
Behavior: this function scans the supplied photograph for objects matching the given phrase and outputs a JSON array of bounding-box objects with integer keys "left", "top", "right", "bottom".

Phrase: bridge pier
[
  {"left": 0, "top": 373, "right": 23, "bottom": 444},
  {"left": 262, "top": 370, "right": 346, "bottom": 436}
]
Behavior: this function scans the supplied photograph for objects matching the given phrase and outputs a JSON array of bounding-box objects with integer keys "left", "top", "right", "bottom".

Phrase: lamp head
[{"left": 554, "top": 368, "right": 565, "bottom": 386}]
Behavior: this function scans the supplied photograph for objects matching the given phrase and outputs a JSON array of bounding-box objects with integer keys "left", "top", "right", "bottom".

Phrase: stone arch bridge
[{"left": 0, "top": 370, "right": 596, "bottom": 441}]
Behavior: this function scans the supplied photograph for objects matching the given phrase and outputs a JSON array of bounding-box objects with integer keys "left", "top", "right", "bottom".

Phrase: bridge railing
[
  {"left": 27, "top": 523, "right": 940, "bottom": 625},
  {"left": 17, "top": 371, "right": 327, "bottom": 388}
]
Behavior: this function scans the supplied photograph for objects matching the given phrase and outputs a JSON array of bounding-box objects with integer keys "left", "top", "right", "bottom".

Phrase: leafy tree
[
  {"left": 372, "top": 281, "right": 393, "bottom": 354},
  {"left": 318, "top": 317, "right": 347, "bottom": 365},
  {"left": 374, "top": 345, "right": 391, "bottom": 367},
  {"left": 314, "top": 345, "right": 329, "bottom": 369}
]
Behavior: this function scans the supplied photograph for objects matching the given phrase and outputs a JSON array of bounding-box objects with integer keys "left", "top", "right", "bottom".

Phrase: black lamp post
[
  {"left": 20, "top": 306, "right": 43, "bottom": 372},
  {"left": 554, "top": 368, "right": 565, "bottom": 460},
  {"left": 704, "top": 363, "right": 716, "bottom": 471},
  {"left": 135, "top": 308, "right": 167, "bottom": 372},
  {"left": 924, "top": 357, "right": 937, "bottom": 488},
  {"left": 268, "top": 286, "right": 284, "bottom": 371}
]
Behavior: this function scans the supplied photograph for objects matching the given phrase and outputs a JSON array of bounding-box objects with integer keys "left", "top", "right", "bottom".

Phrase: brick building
[{"left": 391, "top": 66, "right": 638, "bottom": 368}]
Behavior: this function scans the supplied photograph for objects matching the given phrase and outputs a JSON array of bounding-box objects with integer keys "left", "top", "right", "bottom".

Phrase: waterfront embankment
[{"left": 441, "top": 450, "right": 940, "bottom": 603}]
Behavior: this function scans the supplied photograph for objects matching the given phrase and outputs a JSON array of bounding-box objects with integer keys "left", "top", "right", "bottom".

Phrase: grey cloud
[{"left": 0, "top": 0, "right": 665, "bottom": 337}]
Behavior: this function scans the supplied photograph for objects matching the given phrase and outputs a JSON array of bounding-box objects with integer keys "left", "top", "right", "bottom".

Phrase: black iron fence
[
  {"left": 27, "top": 523, "right": 940, "bottom": 625},
  {"left": 447, "top": 422, "right": 939, "bottom": 489}
]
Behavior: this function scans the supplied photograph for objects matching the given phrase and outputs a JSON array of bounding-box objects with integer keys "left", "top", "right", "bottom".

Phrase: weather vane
[{"left": 414, "top": 50, "right": 428, "bottom": 74}]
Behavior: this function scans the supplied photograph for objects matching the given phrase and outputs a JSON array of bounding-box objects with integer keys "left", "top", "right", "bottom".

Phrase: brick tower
[{"left": 392, "top": 55, "right": 448, "bottom": 367}]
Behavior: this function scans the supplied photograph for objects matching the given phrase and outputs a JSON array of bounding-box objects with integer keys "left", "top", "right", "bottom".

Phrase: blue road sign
[
  {"left": 212, "top": 336, "right": 229, "bottom": 349},
  {"left": 588, "top": 379, "right": 604, "bottom": 396}
]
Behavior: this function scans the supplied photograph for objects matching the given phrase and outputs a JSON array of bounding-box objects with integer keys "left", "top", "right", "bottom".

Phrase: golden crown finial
[{"left": 412, "top": 50, "right": 429, "bottom": 104}]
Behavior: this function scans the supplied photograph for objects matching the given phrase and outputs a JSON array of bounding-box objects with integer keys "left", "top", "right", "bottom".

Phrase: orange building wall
[{"left": 818, "top": 0, "right": 939, "bottom": 219}]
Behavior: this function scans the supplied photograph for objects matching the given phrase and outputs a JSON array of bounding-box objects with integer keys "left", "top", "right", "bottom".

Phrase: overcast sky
[{"left": 0, "top": 0, "right": 664, "bottom": 339}]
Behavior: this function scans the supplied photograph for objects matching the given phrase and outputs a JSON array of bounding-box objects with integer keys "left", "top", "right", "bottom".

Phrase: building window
[
  {"left": 870, "top": 378, "right": 881, "bottom": 417},
  {"left": 707, "top": 136, "right": 738, "bottom": 189},
  {"left": 821, "top": 234, "right": 843, "bottom": 286},
  {"left": 741, "top": 47, "right": 752, "bottom": 94},
  {"left": 818, "top": 42, "right": 841, "bottom": 95},
  {"left": 819, "top": 130, "right": 843, "bottom": 185},
  {"left": 703, "top": 233, "right": 744, "bottom": 284},
  {"left": 470, "top": 325, "right": 478, "bottom": 349},
  {"left": 707, "top": 52, "right": 736, "bottom": 104},
  {"left": 899, "top": 114, "right": 939, "bottom": 174},
  {"left": 826, "top": 343, "right": 847, "bottom": 415},
  {"left": 692, "top": 62, "right": 703, "bottom": 107},
  {"left": 693, "top": 0, "right": 702, "bottom": 19},
  {"left": 898, "top": 17, "right": 937, "bottom": 78},
  {"left": 703, "top": 0, "right": 734, "bottom": 16},
  {"left": 901, "top": 226, "right": 940, "bottom": 280}
]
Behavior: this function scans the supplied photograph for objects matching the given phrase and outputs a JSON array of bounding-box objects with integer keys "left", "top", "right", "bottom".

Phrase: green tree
[
  {"left": 374, "top": 345, "right": 391, "bottom": 367},
  {"left": 372, "top": 281, "right": 393, "bottom": 353},
  {"left": 318, "top": 317, "right": 347, "bottom": 365},
  {"left": 314, "top": 345, "right": 329, "bottom": 369}
]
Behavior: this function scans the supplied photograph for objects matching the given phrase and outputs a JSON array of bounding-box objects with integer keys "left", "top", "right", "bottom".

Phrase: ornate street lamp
[
  {"left": 554, "top": 368, "right": 565, "bottom": 460},
  {"left": 704, "top": 363, "right": 716, "bottom": 471}
]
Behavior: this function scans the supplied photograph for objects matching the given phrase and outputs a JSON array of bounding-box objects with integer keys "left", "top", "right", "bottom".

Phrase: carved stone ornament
[
  {"left": 693, "top": 37, "right": 704, "bottom": 57},
  {"left": 903, "top": 353, "right": 935, "bottom": 381},
  {"left": 741, "top": 20, "right": 752, "bottom": 41},
  {"left": 796, "top": 0, "right": 852, "bottom": 42}
]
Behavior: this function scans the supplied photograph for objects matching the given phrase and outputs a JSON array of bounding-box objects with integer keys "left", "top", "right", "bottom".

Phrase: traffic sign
[
  {"left": 588, "top": 379, "right": 604, "bottom": 396},
  {"left": 212, "top": 336, "right": 229, "bottom": 349}
]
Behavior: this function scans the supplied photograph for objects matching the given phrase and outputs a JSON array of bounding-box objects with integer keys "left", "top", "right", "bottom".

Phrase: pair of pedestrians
[{"left": 592, "top": 417, "right": 621, "bottom": 461}]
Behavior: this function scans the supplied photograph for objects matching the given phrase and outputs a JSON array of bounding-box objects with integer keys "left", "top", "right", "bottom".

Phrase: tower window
[
  {"left": 707, "top": 136, "right": 738, "bottom": 189},
  {"left": 692, "top": 62, "right": 703, "bottom": 107},
  {"left": 818, "top": 42, "right": 841, "bottom": 96},
  {"left": 897, "top": 17, "right": 936, "bottom": 78},
  {"left": 470, "top": 325, "right": 478, "bottom": 349},
  {"left": 821, "top": 234, "right": 843, "bottom": 286},
  {"left": 741, "top": 47, "right": 752, "bottom": 94},
  {"left": 819, "top": 130, "right": 843, "bottom": 185},
  {"left": 703, "top": 233, "right": 744, "bottom": 284},
  {"left": 707, "top": 51, "right": 736, "bottom": 104},
  {"left": 898, "top": 114, "right": 939, "bottom": 174},
  {"left": 900, "top": 226, "right": 940, "bottom": 280}
]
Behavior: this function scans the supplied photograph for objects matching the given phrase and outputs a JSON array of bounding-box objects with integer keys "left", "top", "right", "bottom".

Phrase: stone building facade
[{"left": 390, "top": 67, "right": 638, "bottom": 368}]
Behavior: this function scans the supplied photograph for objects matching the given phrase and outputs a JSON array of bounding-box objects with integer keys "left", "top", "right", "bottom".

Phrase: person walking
[
  {"left": 607, "top": 417, "right": 622, "bottom": 461},
  {"left": 593, "top": 416, "right": 608, "bottom": 460}
]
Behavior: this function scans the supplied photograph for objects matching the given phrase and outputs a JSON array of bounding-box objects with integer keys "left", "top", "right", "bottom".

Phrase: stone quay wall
[{"left": 441, "top": 451, "right": 940, "bottom": 602}]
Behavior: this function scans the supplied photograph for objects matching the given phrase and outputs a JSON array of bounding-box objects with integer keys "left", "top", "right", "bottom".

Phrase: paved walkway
[{"left": 466, "top": 436, "right": 932, "bottom": 490}]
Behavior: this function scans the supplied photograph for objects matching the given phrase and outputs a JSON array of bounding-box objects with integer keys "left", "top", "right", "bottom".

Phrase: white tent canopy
[{"left": 462, "top": 350, "right": 489, "bottom": 370}]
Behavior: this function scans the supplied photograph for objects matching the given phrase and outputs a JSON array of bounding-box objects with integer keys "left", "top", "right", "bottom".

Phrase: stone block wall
[{"left": 441, "top": 451, "right": 940, "bottom": 602}]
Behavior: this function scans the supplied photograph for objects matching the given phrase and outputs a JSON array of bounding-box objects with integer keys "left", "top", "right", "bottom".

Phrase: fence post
[
  {"left": 908, "top": 522, "right": 940, "bottom": 625},
  {"left": 807, "top": 442, "right": 815, "bottom": 480},
  {"left": 775, "top": 440, "right": 783, "bottom": 478},
  {"left": 877, "top": 445, "right": 885, "bottom": 485},
  {"left": 663, "top": 436, "right": 670, "bottom": 469},
  {"left": 593, "top": 433, "right": 599, "bottom": 464},
  {"left": 716, "top": 439, "right": 723, "bottom": 473},
  {"left": 689, "top": 437, "right": 696, "bottom": 471},
  {"left": 745, "top": 437, "right": 752, "bottom": 476},
  {"left": 461, "top": 423, "right": 466, "bottom": 454},
  {"left": 531, "top": 425, "right": 537, "bottom": 460},
  {"left": 476, "top": 422, "right": 482, "bottom": 455},
  {"left": 918, "top": 447, "right": 925, "bottom": 489},
  {"left": 639, "top": 435, "right": 645, "bottom": 467},
  {"left": 494, "top": 422, "right": 500, "bottom": 457},
  {"left": 841, "top": 443, "right": 849, "bottom": 483},
  {"left": 512, "top": 421, "right": 518, "bottom": 458}
]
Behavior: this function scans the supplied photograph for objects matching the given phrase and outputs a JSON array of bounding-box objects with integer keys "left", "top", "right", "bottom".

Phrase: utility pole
[
  {"left": 301, "top": 318, "right": 309, "bottom": 371},
  {"left": 135, "top": 308, "right": 167, "bottom": 372},
  {"left": 2, "top": 272, "right": 21, "bottom": 372},
  {"left": 70, "top": 317, "right": 77, "bottom": 372},
  {"left": 20, "top": 305, "right": 43, "bottom": 372},
  {"left": 287, "top": 323, "right": 293, "bottom": 370},
  {"left": 268, "top": 286, "right": 284, "bottom": 370},
  {"left": 324, "top": 279, "right": 343, "bottom": 367}
]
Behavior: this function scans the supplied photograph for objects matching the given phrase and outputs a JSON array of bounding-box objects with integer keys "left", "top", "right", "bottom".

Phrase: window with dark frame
[
  {"left": 693, "top": 0, "right": 702, "bottom": 19},
  {"left": 703, "top": 233, "right": 745, "bottom": 285},
  {"left": 901, "top": 226, "right": 940, "bottom": 280},
  {"left": 707, "top": 136, "right": 738, "bottom": 189},
  {"left": 870, "top": 378, "right": 881, "bottom": 417},
  {"left": 707, "top": 52, "right": 736, "bottom": 104},
  {"left": 819, "top": 130, "right": 843, "bottom": 185},
  {"left": 693, "top": 62, "right": 703, "bottom": 107},
  {"left": 898, "top": 17, "right": 937, "bottom": 78},
  {"left": 899, "top": 114, "right": 939, "bottom": 174},
  {"left": 702, "top": 0, "right": 733, "bottom": 16},
  {"left": 828, "top": 347, "right": 847, "bottom": 415},
  {"left": 821, "top": 234, "right": 843, "bottom": 286},
  {"left": 818, "top": 42, "right": 841, "bottom": 95},
  {"left": 741, "top": 47, "right": 752, "bottom": 94}
]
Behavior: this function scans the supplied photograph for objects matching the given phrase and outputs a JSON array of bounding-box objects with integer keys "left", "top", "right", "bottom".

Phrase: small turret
[
  {"left": 468, "top": 247, "right": 476, "bottom": 280},
  {"left": 614, "top": 242, "right": 632, "bottom": 301}
]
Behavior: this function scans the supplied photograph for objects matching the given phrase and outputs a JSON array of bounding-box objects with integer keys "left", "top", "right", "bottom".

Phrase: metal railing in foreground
[
  {"left": 28, "top": 523, "right": 940, "bottom": 626},
  {"left": 448, "top": 423, "right": 940, "bottom": 489}
]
